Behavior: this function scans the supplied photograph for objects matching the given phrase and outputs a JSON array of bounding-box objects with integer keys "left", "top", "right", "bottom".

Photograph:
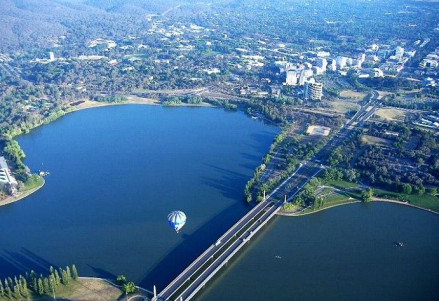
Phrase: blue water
[
  {"left": 2, "top": 105, "right": 438, "bottom": 301},
  {"left": 199, "top": 202, "right": 439, "bottom": 301},
  {"left": 1, "top": 105, "right": 278, "bottom": 290}
]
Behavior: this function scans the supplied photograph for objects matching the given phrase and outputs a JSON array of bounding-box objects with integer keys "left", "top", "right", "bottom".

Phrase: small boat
[
  {"left": 39, "top": 170, "right": 50, "bottom": 177},
  {"left": 394, "top": 242, "right": 405, "bottom": 247}
]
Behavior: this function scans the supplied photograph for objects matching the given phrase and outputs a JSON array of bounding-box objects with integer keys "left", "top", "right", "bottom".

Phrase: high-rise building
[{"left": 305, "top": 82, "right": 323, "bottom": 101}]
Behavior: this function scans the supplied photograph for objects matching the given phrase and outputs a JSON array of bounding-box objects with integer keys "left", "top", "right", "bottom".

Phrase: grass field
[
  {"left": 361, "top": 134, "right": 391, "bottom": 147},
  {"left": 339, "top": 90, "right": 367, "bottom": 100},
  {"left": 329, "top": 101, "right": 361, "bottom": 114},
  {"left": 325, "top": 179, "right": 359, "bottom": 189},
  {"left": 374, "top": 108, "right": 406, "bottom": 121},
  {"left": 22, "top": 174, "right": 44, "bottom": 191}
]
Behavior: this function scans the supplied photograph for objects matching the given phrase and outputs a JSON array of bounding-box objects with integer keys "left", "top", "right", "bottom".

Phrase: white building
[
  {"left": 299, "top": 69, "right": 313, "bottom": 86},
  {"left": 317, "top": 51, "right": 331, "bottom": 58},
  {"left": 0, "top": 156, "right": 18, "bottom": 195},
  {"left": 305, "top": 82, "right": 323, "bottom": 101},
  {"left": 328, "top": 59, "right": 337, "bottom": 71},
  {"left": 336, "top": 56, "right": 347, "bottom": 69},
  {"left": 286, "top": 70, "right": 298, "bottom": 86},
  {"left": 371, "top": 44, "right": 379, "bottom": 51},
  {"left": 395, "top": 46, "right": 404, "bottom": 60}
]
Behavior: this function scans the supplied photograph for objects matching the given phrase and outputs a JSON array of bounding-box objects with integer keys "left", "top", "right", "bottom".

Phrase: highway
[{"left": 152, "top": 91, "right": 380, "bottom": 301}]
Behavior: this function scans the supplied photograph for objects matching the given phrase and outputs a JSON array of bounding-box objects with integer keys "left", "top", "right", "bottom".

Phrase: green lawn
[
  {"left": 319, "top": 187, "right": 333, "bottom": 195},
  {"left": 373, "top": 188, "right": 439, "bottom": 212},
  {"left": 298, "top": 191, "right": 359, "bottom": 215},
  {"left": 324, "top": 192, "right": 351, "bottom": 203},
  {"left": 22, "top": 174, "right": 44, "bottom": 191},
  {"left": 326, "top": 179, "right": 359, "bottom": 190}
]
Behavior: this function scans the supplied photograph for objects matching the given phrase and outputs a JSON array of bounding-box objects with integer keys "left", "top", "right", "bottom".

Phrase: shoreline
[
  {"left": 3, "top": 96, "right": 213, "bottom": 207},
  {"left": 78, "top": 277, "right": 153, "bottom": 295},
  {"left": 0, "top": 177, "right": 45, "bottom": 207},
  {"left": 279, "top": 197, "right": 439, "bottom": 217},
  {"left": 68, "top": 96, "right": 213, "bottom": 114}
]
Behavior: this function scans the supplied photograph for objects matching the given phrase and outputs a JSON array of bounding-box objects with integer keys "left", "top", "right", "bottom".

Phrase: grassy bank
[
  {"left": 0, "top": 175, "right": 44, "bottom": 207},
  {"left": 373, "top": 188, "right": 439, "bottom": 212},
  {"left": 0, "top": 278, "right": 124, "bottom": 301},
  {"left": 281, "top": 179, "right": 439, "bottom": 216}
]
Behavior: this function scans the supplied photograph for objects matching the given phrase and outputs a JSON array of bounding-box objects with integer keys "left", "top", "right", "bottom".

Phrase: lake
[
  {"left": 1, "top": 105, "right": 438, "bottom": 301},
  {"left": 2, "top": 105, "right": 278, "bottom": 290}
]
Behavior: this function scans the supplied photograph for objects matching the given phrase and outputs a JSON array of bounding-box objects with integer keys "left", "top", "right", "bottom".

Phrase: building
[
  {"left": 315, "top": 58, "right": 328, "bottom": 72},
  {"left": 305, "top": 82, "right": 323, "bottom": 101},
  {"left": 0, "top": 156, "right": 18, "bottom": 195},
  {"left": 285, "top": 70, "right": 298, "bottom": 86},
  {"left": 395, "top": 46, "right": 404, "bottom": 60},
  {"left": 328, "top": 59, "right": 337, "bottom": 71},
  {"left": 336, "top": 56, "right": 347, "bottom": 69}
]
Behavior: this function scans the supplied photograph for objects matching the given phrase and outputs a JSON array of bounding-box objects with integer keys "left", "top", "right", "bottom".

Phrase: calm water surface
[
  {"left": 1, "top": 105, "right": 438, "bottom": 301},
  {"left": 1, "top": 105, "right": 278, "bottom": 290},
  {"left": 199, "top": 202, "right": 439, "bottom": 301}
]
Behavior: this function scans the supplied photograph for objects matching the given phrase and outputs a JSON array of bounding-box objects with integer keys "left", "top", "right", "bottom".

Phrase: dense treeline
[
  {"left": 0, "top": 265, "right": 78, "bottom": 300},
  {"left": 328, "top": 122, "right": 439, "bottom": 194}
]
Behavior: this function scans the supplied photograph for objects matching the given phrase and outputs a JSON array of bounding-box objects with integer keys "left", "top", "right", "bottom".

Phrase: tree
[
  {"left": 116, "top": 275, "right": 126, "bottom": 285},
  {"left": 61, "top": 270, "right": 69, "bottom": 285},
  {"left": 71, "top": 264, "right": 78, "bottom": 280},
  {"left": 66, "top": 266, "right": 72, "bottom": 279},
  {"left": 31, "top": 274, "right": 37, "bottom": 291},
  {"left": 13, "top": 284, "right": 20, "bottom": 298},
  {"left": 48, "top": 275, "right": 56, "bottom": 298},
  {"left": 344, "top": 169, "right": 358, "bottom": 182},
  {"left": 6, "top": 286, "right": 12, "bottom": 299},
  {"left": 361, "top": 188, "right": 373, "bottom": 202},
  {"left": 54, "top": 270, "right": 61, "bottom": 285},
  {"left": 402, "top": 183, "right": 412, "bottom": 195},
  {"left": 415, "top": 185, "right": 425, "bottom": 196},
  {"left": 43, "top": 277, "right": 50, "bottom": 294},
  {"left": 37, "top": 278, "right": 44, "bottom": 296},
  {"left": 122, "top": 281, "right": 136, "bottom": 294},
  {"left": 19, "top": 275, "right": 28, "bottom": 293},
  {"left": 428, "top": 187, "right": 437, "bottom": 196},
  {"left": 0, "top": 280, "right": 4, "bottom": 297}
]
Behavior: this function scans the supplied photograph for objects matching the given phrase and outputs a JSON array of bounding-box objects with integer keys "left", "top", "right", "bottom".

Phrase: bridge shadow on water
[
  {"left": 0, "top": 248, "right": 57, "bottom": 278},
  {"left": 201, "top": 164, "right": 250, "bottom": 199},
  {"left": 87, "top": 264, "right": 117, "bottom": 280},
  {"left": 138, "top": 200, "right": 252, "bottom": 292}
]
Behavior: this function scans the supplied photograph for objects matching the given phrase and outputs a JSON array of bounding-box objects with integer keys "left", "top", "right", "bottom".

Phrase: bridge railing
[{"left": 184, "top": 204, "right": 282, "bottom": 301}]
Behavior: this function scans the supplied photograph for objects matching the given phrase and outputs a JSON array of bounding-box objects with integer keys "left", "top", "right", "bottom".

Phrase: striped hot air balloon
[{"left": 167, "top": 211, "right": 187, "bottom": 233}]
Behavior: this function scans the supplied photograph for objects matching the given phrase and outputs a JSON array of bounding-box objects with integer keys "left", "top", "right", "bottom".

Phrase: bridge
[{"left": 152, "top": 91, "right": 380, "bottom": 301}]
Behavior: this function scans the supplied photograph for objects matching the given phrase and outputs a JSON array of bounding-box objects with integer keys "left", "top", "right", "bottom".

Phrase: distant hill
[{"left": 0, "top": 0, "right": 193, "bottom": 52}]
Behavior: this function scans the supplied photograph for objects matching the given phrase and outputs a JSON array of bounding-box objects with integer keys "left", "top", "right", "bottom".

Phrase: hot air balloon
[{"left": 167, "top": 211, "right": 187, "bottom": 233}]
